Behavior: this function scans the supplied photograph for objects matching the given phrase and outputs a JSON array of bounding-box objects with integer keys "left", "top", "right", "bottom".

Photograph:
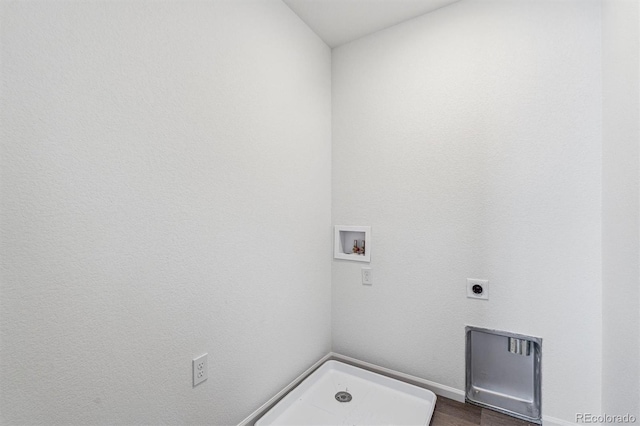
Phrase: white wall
[
  {"left": 332, "top": 0, "right": 602, "bottom": 421},
  {"left": 0, "top": 1, "right": 331, "bottom": 424},
  {"left": 602, "top": 0, "right": 640, "bottom": 417}
]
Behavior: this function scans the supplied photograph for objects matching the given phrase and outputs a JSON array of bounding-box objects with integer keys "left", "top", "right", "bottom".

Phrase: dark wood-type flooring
[{"left": 432, "top": 397, "right": 537, "bottom": 426}]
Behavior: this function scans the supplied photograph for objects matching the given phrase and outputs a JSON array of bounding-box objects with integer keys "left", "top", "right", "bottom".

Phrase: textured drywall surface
[
  {"left": 602, "top": 0, "right": 640, "bottom": 417},
  {"left": 0, "top": 1, "right": 331, "bottom": 424},
  {"left": 332, "top": 0, "right": 602, "bottom": 421}
]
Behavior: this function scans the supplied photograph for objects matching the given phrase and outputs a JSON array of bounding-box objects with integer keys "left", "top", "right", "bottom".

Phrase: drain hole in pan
[{"left": 335, "top": 391, "right": 352, "bottom": 403}]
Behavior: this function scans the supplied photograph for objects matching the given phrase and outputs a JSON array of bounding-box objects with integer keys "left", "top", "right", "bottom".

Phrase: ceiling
[{"left": 282, "top": 0, "right": 462, "bottom": 48}]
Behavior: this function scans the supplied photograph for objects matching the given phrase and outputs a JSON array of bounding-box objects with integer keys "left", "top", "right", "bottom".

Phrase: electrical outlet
[
  {"left": 193, "top": 353, "right": 208, "bottom": 386},
  {"left": 362, "top": 267, "right": 372, "bottom": 285},
  {"left": 467, "top": 278, "right": 489, "bottom": 300}
]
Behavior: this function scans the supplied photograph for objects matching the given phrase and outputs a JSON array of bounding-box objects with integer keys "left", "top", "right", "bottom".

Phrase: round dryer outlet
[{"left": 467, "top": 278, "right": 489, "bottom": 300}]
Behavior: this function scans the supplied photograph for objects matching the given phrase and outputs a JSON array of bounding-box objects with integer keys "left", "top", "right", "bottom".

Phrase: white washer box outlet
[
  {"left": 333, "top": 225, "right": 371, "bottom": 262},
  {"left": 467, "top": 279, "right": 489, "bottom": 300}
]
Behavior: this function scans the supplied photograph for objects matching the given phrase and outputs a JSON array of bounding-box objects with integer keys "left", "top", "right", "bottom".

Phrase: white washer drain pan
[{"left": 256, "top": 360, "right": 436, "bottom": 425}]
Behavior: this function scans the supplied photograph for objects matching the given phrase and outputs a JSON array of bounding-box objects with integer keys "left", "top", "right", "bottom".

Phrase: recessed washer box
[
  {"left": 466, "top": 326, "right": 542, "bottom": 424},
  {"left": 334, "top": 225, "right": 371, "bottom": 262}
]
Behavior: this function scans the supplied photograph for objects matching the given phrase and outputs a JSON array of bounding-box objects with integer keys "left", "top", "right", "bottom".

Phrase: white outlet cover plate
[
  {"left": 467, "top": 279, "right": 489, "bottom": 300},
  {"left": 362, "top": 267, "right": 372, "bottom": 285},
  {"left": 193, "top": 353, "right": 208, "bottom": 386}
]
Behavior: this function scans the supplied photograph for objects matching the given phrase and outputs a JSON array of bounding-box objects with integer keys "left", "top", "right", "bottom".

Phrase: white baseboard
[{"left": 542, "top": 415, "right": 581, "bottom": 426}]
